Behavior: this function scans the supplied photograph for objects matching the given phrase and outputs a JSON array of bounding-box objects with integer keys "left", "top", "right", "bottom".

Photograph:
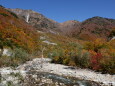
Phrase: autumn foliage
[
  {"left": 90, "top": 53, "right": 102, "bottom": 70},
  {"left": 51, "top": 38, "right": 115, "bottom": 74},
  {"left": 0, "top": 7, "right": 38, "bottom": 52},
  {"left": 0, "top": 6, "right": 39, "bottom": 67},
  {"left": 0, "top": 6, "right": 114, "bottom": 74}
]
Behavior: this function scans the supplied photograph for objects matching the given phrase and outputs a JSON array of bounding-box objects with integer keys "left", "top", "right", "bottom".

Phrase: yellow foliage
[{"left": 84, "top": 38, "right": 107, "bottom": 52}]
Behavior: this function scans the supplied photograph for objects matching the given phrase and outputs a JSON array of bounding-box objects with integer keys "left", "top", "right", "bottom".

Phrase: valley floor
[{"left": 0, "top": 58, "right": 115, "bottom": 86}]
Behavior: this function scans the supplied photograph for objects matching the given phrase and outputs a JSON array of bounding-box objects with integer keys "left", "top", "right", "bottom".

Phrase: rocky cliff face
[{"left": 7, "top": 8, "right": 59, "bottom": 32}]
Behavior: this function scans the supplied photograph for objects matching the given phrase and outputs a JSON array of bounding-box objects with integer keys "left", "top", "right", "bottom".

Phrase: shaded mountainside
[
  {"left": 78, "top": 16, "right": 115, "bottom": 40},
  {"left": 59, "top": 17, "right": 115, "bottom": 41},
  {"left": 0, "top": 6, "right": 38, "bottom": 52}
]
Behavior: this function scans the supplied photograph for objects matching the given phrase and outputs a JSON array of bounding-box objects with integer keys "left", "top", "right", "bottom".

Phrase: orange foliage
[{"left": 0, "top": 7, "right": 38, "bottom": 52}]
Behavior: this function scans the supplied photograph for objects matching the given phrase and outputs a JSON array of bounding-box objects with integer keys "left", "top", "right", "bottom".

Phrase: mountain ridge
[
  {"left": 7, "top": 8, "right": 60, "bottom": 32},
  {"left": 7, "top": 8, "right": 115, "bottom": 40}
]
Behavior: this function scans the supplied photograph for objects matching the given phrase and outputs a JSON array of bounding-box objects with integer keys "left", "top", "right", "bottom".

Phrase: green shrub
[
  {"left": 51, "top": 50, "right": 64, "bottom": 64},
  {"left": 11, "top": 48, "right": 29, "bottom": 59},
  {"left": 68, "top": 42, "right": 83, "bottom": 50},
  {"left": 74, "top": 50, "right": 90, "bottom": 68},
  {"left": 100, "top": 57, "right": 115, "bottom": 74},
  {"left": 8, "top": 48, "right": 29, "bottom": 67},
  {"left": 0, "top": 13, "right": 9, "bottom": 17},
  {"left": 63, "top": 57, "right": 70, "bottom": 65}
]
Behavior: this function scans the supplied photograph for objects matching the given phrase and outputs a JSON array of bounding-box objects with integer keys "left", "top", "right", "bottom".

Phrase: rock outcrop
[{"left": 7, "top": 8, "right": 59, "bottom": 32}]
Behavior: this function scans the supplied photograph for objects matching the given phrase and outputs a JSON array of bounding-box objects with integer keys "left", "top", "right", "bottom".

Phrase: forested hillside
[
  {"left": 0, "top": 6, "right": 39, "bottom": 66},
  {"left": 60, "top": 17, "right": 115, "bottom": 41}
]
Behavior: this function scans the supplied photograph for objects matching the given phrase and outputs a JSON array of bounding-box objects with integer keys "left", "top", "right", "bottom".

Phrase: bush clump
[
  {"left": 0, "top": 13, "right": 9, "bottom": 17},
  {"left": 50, "top": 39, "right": 115, "bottom": 74},
  {"left": 0, "top": 48, "right": 30, "bottom": 67}
]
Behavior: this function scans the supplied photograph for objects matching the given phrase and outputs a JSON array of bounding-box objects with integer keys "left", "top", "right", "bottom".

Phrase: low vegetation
[
  {"left": 50, "top": 38, "right": 115, "bottom": 74},
  {"left": 0, "top": 6, "right": 114, "bottom": 75}
]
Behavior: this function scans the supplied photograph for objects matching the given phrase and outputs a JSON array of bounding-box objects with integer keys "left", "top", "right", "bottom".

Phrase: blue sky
[{"left": 0, "top": 0, "right": 115, "bottom": 22}]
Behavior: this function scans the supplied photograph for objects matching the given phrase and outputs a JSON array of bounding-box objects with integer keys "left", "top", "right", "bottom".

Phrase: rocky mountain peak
[
  {"left": 60, "top": 20, "right": 80, "bottom": 26},
  {"left": 7, "top": 8, "right": 59, "bottom": 32}
]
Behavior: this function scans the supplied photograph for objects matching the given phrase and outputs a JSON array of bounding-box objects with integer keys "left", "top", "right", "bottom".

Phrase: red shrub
[{"left": 91, "top": 53, "right": 103, "bottom": 70}]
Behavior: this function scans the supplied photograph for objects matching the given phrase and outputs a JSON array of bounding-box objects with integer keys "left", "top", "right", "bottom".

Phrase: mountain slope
[
  {"left": 8, "top": 8, "right": 115, "bottom": 41},
  {"left": 7, "top": 8, "right": 59, "bottom": 33},
  {"left": 71, "top": 17, "right": 115, "bottom": 40},
  {"left": 59, "top": 20, "right": 81, "bottom": 37},
  {"left": 0, "top": 6, "right": 38, "bottom": 52},
  {"left": 80, "top": 17, "right": 115, "bottom": 40}
]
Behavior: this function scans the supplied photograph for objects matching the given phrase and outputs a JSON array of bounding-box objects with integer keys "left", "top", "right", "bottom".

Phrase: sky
[{"left": 0, "top": 0, "right": 115, "bottom": 22}]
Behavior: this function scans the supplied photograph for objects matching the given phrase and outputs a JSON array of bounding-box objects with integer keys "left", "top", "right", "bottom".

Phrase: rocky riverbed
[{"left": 0, "top": 58, "right": 115, "bottom": 86}]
